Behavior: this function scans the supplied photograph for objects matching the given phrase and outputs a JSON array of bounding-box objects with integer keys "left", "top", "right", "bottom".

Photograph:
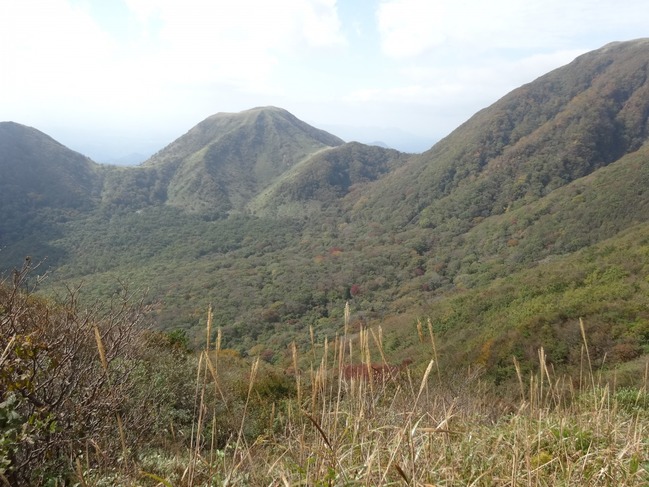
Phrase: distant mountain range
[{"left": 2, "top": 38, "right": 649, "bottom": 379}]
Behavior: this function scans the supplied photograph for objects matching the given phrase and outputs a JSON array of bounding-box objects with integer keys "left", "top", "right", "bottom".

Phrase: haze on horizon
[{"left": 1, "top": 0, "right": 647, "bottom": 164}]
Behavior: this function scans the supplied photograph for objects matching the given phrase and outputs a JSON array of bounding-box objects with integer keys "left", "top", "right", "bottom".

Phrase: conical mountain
[
  {"left": 143, "top": 106, "right": 345, "bottom": 215},
  {"left": 357, "top": 39, "right": 649, "bottom": 232}
]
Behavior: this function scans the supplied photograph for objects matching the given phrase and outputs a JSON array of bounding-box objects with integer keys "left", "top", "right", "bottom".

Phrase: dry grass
[{"left": 127, "top": 309, "right": 649, "bottom": 487}]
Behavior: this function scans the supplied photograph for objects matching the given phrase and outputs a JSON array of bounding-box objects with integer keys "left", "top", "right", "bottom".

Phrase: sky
[{"left": 1, "top": 0, "right": 647, "bottom": 163}]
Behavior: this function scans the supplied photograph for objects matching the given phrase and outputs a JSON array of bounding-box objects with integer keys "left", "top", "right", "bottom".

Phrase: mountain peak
[
  {"left": 1, "top": 121, "right": 62, "bottom": 146},
  {"left": 598, "top": 37, "right": 649, "bottom": 51},
  {"left": 203, "top": 105, "right": 289, "bottom": 122},
  {"left": 244, "top": 105, "right": 289, "bottom": 114},
  {"left": 142, "top": 107, "right": 345, "bottom": 215}
]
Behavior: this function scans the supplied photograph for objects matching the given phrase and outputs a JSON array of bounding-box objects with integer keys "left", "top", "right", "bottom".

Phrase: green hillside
[
  {"left": 0, "top": 122, "right": 99, "bottom": 208},
  {"left": 355, "top": 39, "right": 649, "bottom": 231},
  {"left": 1, "top": 39, "right": 649, "bottom": 380},
  {"left": 0, "top": 122, "right": 100, "bottom": 266},
  {"left": 248, "top": 142, "right": 409, "bottom": 217},
  {"left": 145, "top": 106, "right": 345, "bottom": 216},
  {"left": 4, "top": 39, "right": 649, "bottom": 485}
]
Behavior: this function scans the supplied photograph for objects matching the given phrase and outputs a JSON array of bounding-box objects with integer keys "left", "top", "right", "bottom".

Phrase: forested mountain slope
[
  {"left": 0, "top": 122, "right": 100, "bottom": 265},
  {"left": 1, "top": 40, "right": 648, "bottom": 374},
  {"left": 0, "top": 122, "right": 99, "bottom": 213},
  {"left": 142, "top": 106, "right": 346, "bottom": 215},
  {"left": 248, "top": 141, "right": 409, "bottom": 217},
  {"left": 355, "top": 39, "right": 649, "bottom": 232}
]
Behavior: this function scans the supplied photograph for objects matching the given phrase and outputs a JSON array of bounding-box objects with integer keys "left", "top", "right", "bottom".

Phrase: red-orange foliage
[{"left": 341, "top": 358, "right": 412, "bottom": 382}]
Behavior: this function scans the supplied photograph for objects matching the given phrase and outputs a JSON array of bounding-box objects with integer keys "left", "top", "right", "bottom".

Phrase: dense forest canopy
[
  {"left": 2, "top": 38, "right": 649, "bottom": 486},
  {"left": 0, "top": 39, "right": 648, "bottom": 372}
]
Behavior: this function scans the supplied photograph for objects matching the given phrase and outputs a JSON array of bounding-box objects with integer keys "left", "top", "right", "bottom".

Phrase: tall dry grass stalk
[
  {"left": 75, "top": 457, "right": 88, "bottom": 487},
  {"left": 93, "top": 325, "right": 128, "bottom": 467},
  {"left": 205, "top": 305, "right": 213, "bottom": 351},
  {"left": 580, "top": 317, "right": 596, "bottom": 392},
  {"left": 427, "top": 318, "right": 442, "bottom": 384},
  {"left": 187, "top": 307, "right": 226, "bottom": 485},
  {"left": 292, "top": 340, "right": 301, "bottom": 406},
  {"left": 93, "top": 325, "right": 108, "bottom": 372},
  {"left": 0, "top": 335, "right": 16, "bottom": 368},
  {"left": 185, "top": 350, "right": 204, "bottom": 486}
]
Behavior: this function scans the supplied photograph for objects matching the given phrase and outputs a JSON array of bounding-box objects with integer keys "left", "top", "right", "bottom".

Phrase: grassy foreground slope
[{"left": 2, "top": 267, "right": 648, "bottom": 485}]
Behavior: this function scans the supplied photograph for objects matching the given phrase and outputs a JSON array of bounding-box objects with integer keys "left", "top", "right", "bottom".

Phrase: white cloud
[
  {"left": 125, "top": 0, "right": 346, "bottom": 50},
  {"left": 121, "top": 0, "right": 346, "bottom": 91},
  {"left": 0, "top": 0, "right": 156, "bottom": 128},
  {"left": 376, "top": 0, "right": 447, "bottom": 58},
  {"left": 2, "top": 0, "right": 648, "bottom": 159},
  {"left": 344, "top": 48, "right": 585, "bottom": 117},
  {"left": 0, "top": 0, "right": 346, "bottom": 125},
  {"left": 376, "top": 0, "right": 649, "bottom": 59},
  {"left": 0, "top": 1, "right": 117, "bottom": 94}
]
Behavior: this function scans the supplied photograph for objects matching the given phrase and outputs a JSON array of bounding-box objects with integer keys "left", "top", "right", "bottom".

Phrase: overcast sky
[{"left": 1, "top": 0, "right": 647, "bottom": 162}]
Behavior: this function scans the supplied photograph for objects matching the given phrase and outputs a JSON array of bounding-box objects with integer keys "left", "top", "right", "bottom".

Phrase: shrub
[{"left": 0, "top": 264, "right": 149, "bottom": 484}]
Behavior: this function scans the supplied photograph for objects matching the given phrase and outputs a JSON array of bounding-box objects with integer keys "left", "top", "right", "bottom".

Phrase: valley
[{"left": 2, "top": 39, "right": 649, "bottom": 485}]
